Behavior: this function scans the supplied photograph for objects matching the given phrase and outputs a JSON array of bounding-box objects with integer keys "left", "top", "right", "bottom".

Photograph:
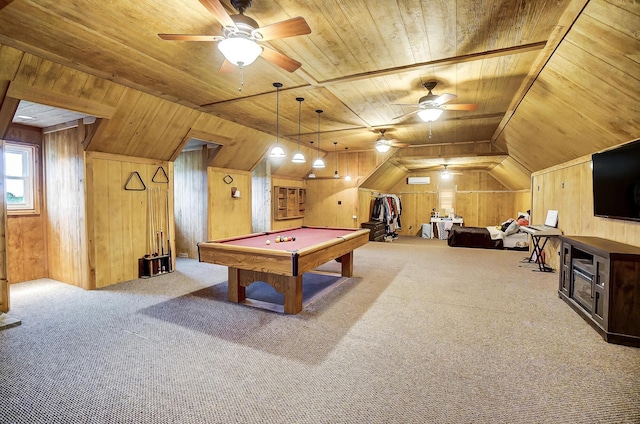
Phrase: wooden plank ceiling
[{"left": 0, "top": 0, "right": 637, "bottom": 188}]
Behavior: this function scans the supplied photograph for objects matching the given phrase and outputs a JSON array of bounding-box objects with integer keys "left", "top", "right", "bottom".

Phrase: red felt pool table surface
[
  {"left": 214, "top": 227, "right": 359, "bottom": 251},
  {"left": 197, "top": 226, "right": 370, "bottom": 314}
]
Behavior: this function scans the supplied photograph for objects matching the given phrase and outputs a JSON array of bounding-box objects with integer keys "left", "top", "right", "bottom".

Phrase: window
[
  {"left": 438, "top": 185, "right": 456, "bottom": 215},
  {"left": 4, "top": 143, "right": 38, "bottom": 214}
]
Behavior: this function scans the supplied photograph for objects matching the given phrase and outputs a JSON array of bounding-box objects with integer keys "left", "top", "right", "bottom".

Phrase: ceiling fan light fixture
[
  {"left": 375, "top": 142, "right": 391, "bottom": 153},
  {"left": 217, "top": 36, "right": 262, "bottom": 66},
  {"left": 308, "top": 171, "right": 316, "bottom": 179},
  {"left": 418, "top": 107, "right": 443, "bottom": 122},
  {"left": 441, "top": 165, "right": 451, "bottom": 179}
]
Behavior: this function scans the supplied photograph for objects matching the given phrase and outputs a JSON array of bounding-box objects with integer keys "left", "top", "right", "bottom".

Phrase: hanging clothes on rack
[{"left": 371, "top": 194, "right": 402, "bottom": 238}]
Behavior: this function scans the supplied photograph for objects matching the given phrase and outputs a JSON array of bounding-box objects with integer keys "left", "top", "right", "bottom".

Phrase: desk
[
  {"left": 198, "top": 226, "right": 370, "bottom": 314},
  {"left": 429, "top": 218, "right": 464, "bottom": 239}
]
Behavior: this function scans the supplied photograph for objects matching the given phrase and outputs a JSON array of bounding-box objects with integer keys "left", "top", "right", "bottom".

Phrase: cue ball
[{"left": 266, "top": 240, "right": 271, "bottom": 245}]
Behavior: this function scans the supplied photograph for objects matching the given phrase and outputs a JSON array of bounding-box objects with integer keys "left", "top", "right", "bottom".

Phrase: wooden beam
[
  {"left": 318, "top": 42, "right": 547, "bottom": 86},
  {"left": 202, "top": 42, "right": 547, "bottom": 108},
  {"left": 7, "top": 82, "right": 116, "bottom": 119},
  {"left": 0, "top": 95, "right": 19, "bottom": 139}
]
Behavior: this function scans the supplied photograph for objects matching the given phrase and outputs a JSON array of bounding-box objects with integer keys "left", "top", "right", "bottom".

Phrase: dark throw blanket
[{"left": 447, "top": 226, "right": 503, "bottom": 249}]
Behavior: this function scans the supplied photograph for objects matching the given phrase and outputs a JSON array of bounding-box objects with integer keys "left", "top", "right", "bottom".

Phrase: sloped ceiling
[{"left": 0, "top": 0, "right": 638, "bottom": 189}]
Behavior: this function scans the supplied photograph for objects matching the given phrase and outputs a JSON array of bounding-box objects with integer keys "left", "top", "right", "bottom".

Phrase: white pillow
[{"left": 504, "top": 220, "right": 520, "bottom": 236}]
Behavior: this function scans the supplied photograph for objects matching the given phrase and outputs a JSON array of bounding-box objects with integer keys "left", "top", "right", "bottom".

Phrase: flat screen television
[{"left": 592, "top": 138, "right": 640, "bottom": 222}]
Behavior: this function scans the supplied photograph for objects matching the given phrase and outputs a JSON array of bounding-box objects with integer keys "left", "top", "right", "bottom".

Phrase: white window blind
[{"left": 439, "top": 185, "right": 456, "bottom": 214}]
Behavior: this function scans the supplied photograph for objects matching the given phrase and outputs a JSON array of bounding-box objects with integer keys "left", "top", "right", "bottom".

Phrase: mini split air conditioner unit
[{"left": 407, "top": 177, "right": 431, "bottom": 185}]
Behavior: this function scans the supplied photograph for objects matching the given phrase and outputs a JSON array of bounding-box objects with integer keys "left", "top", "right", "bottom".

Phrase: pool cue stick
[
  {"left": 165, "top": 192, "right": 173, "bottom": 271},
  {"left": 147, "top": 188, "right": 153, "bottom": 256},
  {"left": 165, "top": 191, "right": 172, "bottom": 271}
]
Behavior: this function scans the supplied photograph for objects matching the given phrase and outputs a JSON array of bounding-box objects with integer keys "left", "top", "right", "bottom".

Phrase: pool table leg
[
  {"left": 228, "top": 267, "right": 246, "bottom": 304},
  {"left": 283, "top": 275, "right": 303, "bottom": 314},
  {"left": 340, "top": 252, "right": 354, "bottom": 277}
]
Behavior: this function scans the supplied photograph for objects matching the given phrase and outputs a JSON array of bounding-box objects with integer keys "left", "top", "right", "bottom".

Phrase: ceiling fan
[
  {"left": 440, "top": 164, "right": 463, "bottom": 179},
  {"left": 393, "top": 82, "right": 478, "bottom": 122},
  {"left": 373, "top": 129, "right": 408, "bottom": 153},
  {"left": 158, "top": 0, "right": 311, "bottom": 73}
]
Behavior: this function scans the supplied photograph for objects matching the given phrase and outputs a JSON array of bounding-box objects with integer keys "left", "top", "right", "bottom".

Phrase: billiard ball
[
  {"left": 292, "top": 237, "right": 296, "bottom": 241},
  {"left": 275, "top": 237, "right": 280, "bottom": 242},
  {"left": 266, "top": 240, "right": 271, "bottom": 245}
]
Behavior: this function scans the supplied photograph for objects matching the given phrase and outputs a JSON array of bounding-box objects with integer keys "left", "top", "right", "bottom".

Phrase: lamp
[
  {"left": 312, "top": 110, "right": 325, "bottom": 168},
  {"left": 269, "top": 82, "right": 286, "bottom": 158},
  {"left": 418, "top": 107, "right": 443, "bottom": 122},
  {"left": 333, "top": 142, "right": 340, "bottom": 179},
  {"left": 217, "top": 36, "right": 262, "bottom": 67},
  {"left": 308, "top": 142, "right": 316, "bottom": 178},
  {"left": 344, "top": 147, "right": 351, "bottom": 181},
  {"left": 291, "top": 97, "right": 306, "bottom": 163},
  {"left": 441, "top": 165, "right": 451, "bottom": 179}
]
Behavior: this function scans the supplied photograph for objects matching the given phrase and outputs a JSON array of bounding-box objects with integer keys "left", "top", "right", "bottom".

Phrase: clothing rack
[{"left": 370, "top": 193, "right": 402, "bottom": 239}]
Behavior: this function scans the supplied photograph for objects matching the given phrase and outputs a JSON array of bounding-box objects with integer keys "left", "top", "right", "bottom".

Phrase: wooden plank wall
[
  {"left": 85, "top": 152, "right": 173, "bottom": 289},
  {"left": 4, "top": 126, "right": 46, "bottom": 284},
  {"left": 367, "top": 170, "right": 531, "bottom": 235},
  {"left": 532, "top": 148, "right": 640, "bottom": 271},
  {"left": 44, "top": 126, "right": 88, "bottom": 288},
  {"left": 7, "top": 215, "right": 46, "bottom": 283},
  {"left": 207, "top": 167, "right": 252, "bottom": 240},
  {"left": 305, "top": 179, "right": 360, "bottom": 229},
  {"left": 174, "top": 148, "right": 207, "bottom": 259},
  {"left": 0, "top": 141, "right": 6, "bottom": 312}
]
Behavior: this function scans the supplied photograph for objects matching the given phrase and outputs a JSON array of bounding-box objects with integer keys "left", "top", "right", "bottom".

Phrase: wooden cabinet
[
  {"left": 274, "top": 186, "right": 305, "bottom": 220},
  {"left": 361, "top": 221, "right": 386, "bottom": 242},
  {"left": 558, "top": 236, "right": 640, "bottom": 347}
]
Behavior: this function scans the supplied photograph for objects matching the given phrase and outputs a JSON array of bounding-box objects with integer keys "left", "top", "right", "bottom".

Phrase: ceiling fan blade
[
  {"left": 219, "top": 59, "right": 236, "bottom": 73},
  {"left": 392, "top": 109, "right": 420, "bottom": 121},
  {"left": 158, "top": 34, "right": 222, "bottom": 41},
  {"left": 440, "top": 103, "right": 478, "bottom": 111},
  {"left": 391, "top": 143, "right": 409, "bottom": 148},
  {"left": 199, "top": 0, "right": 236, "bottom": 28},
  {"left": 433, "top": 93, "right": 456, "bottom": 106},
  {"left": 260, "top": 46, "right": 302, "bottom": 72},
  {"left": 392, "top": 103, "right": 420, "bottom": 107},
  {"left": 253, "top": 16, "right": 311, "bottom": 41}
]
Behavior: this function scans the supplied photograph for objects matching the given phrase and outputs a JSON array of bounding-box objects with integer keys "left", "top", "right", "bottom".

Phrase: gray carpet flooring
[{"left": 1, "top": 237, "right": 639, "bottom": 423}]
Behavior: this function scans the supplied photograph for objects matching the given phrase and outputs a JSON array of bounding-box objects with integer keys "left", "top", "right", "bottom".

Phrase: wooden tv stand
[{"left": 558, "top": 236, "right": 640, "bottom": 347}]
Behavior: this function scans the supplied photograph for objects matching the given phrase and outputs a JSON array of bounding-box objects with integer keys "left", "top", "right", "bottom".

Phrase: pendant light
[
  {"left": 308, "top": 141, "right": 316, "bottom": 178},
  {"left": 312, "top": 110, "right": 325, "bottom": 168},
  {"left": 269, "top": 82, "right": 285, "bottom": 158},
  {"left": 291, "top": 97, "right": 306, "bottom": 163},
  {"left": 344, "top": 147, "right": 352, "bottom": 181},
  {"left": 333, "top": 142, "right": 340, "bottom": 178}
]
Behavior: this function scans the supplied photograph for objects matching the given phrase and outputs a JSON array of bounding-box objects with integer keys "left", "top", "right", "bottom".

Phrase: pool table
[{"left": 197, "top": 226, "right": 370, "bottom": 314}]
